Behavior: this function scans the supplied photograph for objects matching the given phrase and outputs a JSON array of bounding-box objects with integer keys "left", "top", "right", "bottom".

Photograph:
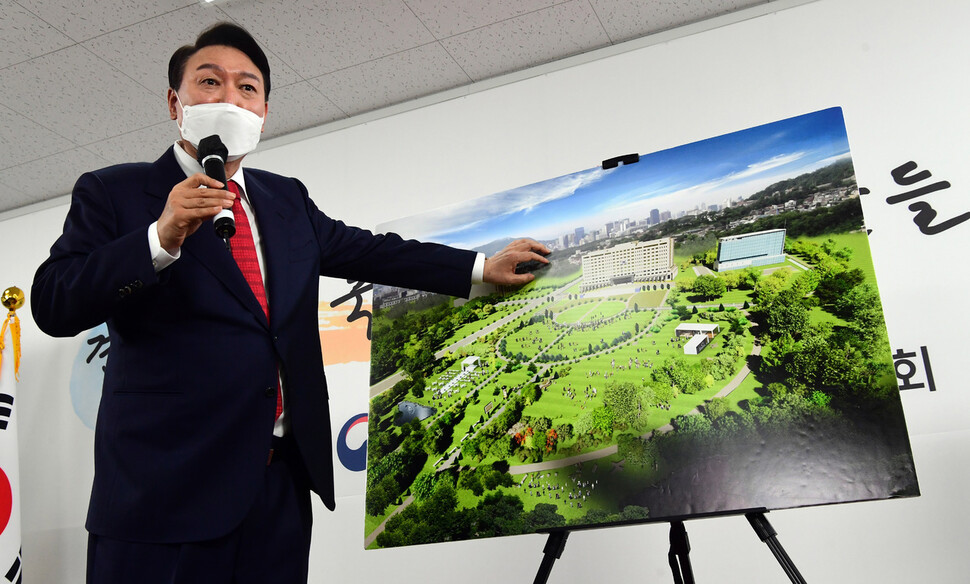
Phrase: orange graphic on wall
[{"left": 318, "top": 300, "right": 372, "bottom": 366}]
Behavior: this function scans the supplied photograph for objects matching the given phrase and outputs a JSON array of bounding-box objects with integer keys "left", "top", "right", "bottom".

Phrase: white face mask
[{"left": 176, "top": 93, "right": 264, "bottom": 161}]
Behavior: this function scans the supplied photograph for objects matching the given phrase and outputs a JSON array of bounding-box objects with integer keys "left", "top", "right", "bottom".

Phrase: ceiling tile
[
  {"left": 310, "top": 43, "right": 471, "bottom": 117},
  {"left": 0, "top": 147, "right": 109, "bottom": 212},
  {"left": 442, "top": 0, "right": 612, "bottom": 81},
  {"left": 83, "top": 5, "right": 303, "bottom": 98},
  {"left": 0, "top": 44, "right": 167, "bottom": 146},
  {"left": 589, "top": 0, "right": 770, "bottom": 43},
  {"left": 220, "top": 0, "right": 435, "bottom": 79},
  {"left": 405, "top": 0, "right": 560, "bottom": 39},
  {"left": 0, "top": 0, "right": 779, "bottom": 215},
  {"left": 15, "top": 0, "right": 196, "bottom": 42},
  {"left": 0, "top": 0, "right": 75, "bottom": 68},
  {"left": 81, "top": 5, "right": 232, "bottom": 97},
  {"left": 261, "top": 82, "right": 345, "bottom": 139},
  {"left": 0, "top": 182, "right": 30, "bottom": 213},
  {"left": 82, "top": 121, "right": 178, "bottom": 166},
  {"left": 0, "top": 104, "right": 76, "bottom": 169}
]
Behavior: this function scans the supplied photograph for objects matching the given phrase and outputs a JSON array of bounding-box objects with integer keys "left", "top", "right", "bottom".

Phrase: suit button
[
  {"left": 118, "top": 286, "right": 131, "bottom": 298},
  {"left": 265, "top": 386, "right": 276, "bottom": 398}
]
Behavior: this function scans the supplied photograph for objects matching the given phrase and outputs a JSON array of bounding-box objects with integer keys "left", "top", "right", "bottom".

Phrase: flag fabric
[{"left": 0, "top": 310, "right": 22, "bottom": 584}]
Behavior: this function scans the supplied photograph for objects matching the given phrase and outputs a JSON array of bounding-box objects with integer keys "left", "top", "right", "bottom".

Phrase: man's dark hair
[{"left": 168, "top": 22, "right": 271, "bottom": 99}]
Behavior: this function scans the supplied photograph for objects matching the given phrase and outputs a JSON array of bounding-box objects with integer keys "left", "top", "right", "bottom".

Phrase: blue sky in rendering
[{"left": 379, "top": 107, "right": 852, "bottom": 251}]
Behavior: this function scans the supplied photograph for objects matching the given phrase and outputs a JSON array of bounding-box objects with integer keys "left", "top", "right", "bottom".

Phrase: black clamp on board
[{"left": 601, "top": 153, "right": 640, "bottom": 169}]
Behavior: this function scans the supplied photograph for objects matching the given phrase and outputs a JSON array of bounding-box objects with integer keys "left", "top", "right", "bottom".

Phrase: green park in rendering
[{"left": 363, "top": 112, "right": 918, "bottom": 549}]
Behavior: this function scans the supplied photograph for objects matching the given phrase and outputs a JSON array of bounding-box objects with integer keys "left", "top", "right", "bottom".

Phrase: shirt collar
[{"left": 172, "top": 141, "right": 248, "bottom": 194}]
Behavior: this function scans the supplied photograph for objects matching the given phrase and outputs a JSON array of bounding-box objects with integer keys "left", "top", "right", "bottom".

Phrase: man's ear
[
  {"left": 261, "top": 101, "right": 268, "bottom": 133},
  {"left": 167, "top": 88, "right": 179, "bottom": 122}
]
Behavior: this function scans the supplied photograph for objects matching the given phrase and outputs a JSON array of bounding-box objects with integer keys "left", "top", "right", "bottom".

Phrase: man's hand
[
  {"left": 157, "top": 173, "right": 235, "bottom": 253},
  {"left": 483, "top": 238, "right": 552, "bottom": 286}
]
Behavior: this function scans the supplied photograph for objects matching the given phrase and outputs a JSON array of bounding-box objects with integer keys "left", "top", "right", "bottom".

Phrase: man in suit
[{"left": 31, "top": 22, "right": 549, "bottom": 583}]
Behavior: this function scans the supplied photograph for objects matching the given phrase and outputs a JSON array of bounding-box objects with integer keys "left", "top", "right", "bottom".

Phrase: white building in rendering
[
  {"left": 461, "top": 356, "right": 480, "bottom": 372},
  {"left": 674, "top": 323, "right": 720, "bottom": 338},
  {"left": 675, "top": 323, "right": 720, "bottom": 355},
  {"left": 580, "top": 237, "right": 675, "bottom": 292}
]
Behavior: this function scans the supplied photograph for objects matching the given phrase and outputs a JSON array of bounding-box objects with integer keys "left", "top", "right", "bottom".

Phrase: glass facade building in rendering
[{"left": 714, "top": 228, "right": 786, "bottom": 271}]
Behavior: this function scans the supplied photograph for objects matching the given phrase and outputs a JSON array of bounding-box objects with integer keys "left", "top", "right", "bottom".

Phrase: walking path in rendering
[{"left": 364, "top": 494, "right": 414, "bottom": 548}]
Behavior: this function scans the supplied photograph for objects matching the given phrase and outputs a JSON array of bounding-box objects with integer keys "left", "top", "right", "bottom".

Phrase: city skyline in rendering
[{"left": 379, "top": 108, "right": 851, "bottom": 250}]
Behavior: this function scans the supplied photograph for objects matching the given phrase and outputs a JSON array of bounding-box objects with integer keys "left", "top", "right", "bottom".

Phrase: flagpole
[{"left": 0, "top": 286, "right": 24, "bottom": 583}]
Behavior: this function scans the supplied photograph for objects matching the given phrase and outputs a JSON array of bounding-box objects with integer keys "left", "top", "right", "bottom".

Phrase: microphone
[{"left": 196, "top": 135, "right": 235, "bottom": 245}]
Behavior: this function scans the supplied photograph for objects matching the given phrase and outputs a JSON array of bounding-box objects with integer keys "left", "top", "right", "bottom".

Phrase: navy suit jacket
[{"left": 32, "top": 147, "right": 476, "bottom": 543}]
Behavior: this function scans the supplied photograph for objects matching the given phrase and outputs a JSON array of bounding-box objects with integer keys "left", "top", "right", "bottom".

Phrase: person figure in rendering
[{"left": 32, "top": 22, "right": 549, "bottom": 584}]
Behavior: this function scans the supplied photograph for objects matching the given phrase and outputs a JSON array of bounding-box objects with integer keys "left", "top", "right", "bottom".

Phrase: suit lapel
[
  {"left": 143, "top": 147, "right": 179, "bottom": 222},
  {"left": 145, "top": 147, "right": 269, "bottom": 329}
]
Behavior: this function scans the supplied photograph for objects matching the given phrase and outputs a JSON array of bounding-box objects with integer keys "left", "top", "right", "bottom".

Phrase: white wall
[{"left": 3, "top": 0, "right": 968, "bottom": 581}]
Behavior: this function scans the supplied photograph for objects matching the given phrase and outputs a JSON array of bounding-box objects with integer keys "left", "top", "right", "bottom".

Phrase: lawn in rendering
[{"left": 364, "top": 107, "right": 918, "bottom": 549}]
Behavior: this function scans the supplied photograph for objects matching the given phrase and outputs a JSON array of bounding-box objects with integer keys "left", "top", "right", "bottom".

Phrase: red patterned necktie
[{"left": 227, "top": 180, "right": 282, "bottom": 420}]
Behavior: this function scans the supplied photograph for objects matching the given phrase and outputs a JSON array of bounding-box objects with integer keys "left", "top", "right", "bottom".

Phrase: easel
[
  {"left": 533, "top": 510, "right": 806, "bottom": 583},
  {"left": 533, "top": 530, "right": 568, "bottom": 584}
]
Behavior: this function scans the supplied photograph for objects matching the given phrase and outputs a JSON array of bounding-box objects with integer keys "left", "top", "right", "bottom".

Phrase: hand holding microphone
[{"left": 155, "top": 135, "right": 235, "bottom": 254}]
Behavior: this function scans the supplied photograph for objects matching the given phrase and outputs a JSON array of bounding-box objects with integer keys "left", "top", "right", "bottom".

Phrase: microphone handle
[
  {"left": 214, "top": 210, "right": 235, "bottom": 240},
  {"left": 202, "top": 155, "right": 235, "bottom": 240}
]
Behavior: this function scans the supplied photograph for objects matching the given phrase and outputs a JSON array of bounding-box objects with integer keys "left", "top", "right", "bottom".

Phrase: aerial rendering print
[{"left": 364, "top": 107, "right": 918, "bottom": 549}]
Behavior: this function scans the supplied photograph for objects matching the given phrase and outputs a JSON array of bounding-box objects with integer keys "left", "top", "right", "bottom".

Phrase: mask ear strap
[{"left": 174, "top": 92, "right": 189, "bottom": 126}]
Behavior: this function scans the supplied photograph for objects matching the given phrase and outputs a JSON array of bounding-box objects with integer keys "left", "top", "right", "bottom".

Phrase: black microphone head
[{"left": 197, "top": 135, "right": 228, "bottom": 165}]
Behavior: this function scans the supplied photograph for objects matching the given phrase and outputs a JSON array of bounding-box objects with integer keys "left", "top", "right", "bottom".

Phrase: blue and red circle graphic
[
  {"left": 336, "top": 413, "right": 368, "bottom": 472},
  {"left": 0, "top": 467, "right": 12, "bottom": 535}
]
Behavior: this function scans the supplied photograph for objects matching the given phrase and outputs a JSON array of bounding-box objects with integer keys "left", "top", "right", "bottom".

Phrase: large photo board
[{"left": 363, "top": 107, "right": 918, "bottom": 548}]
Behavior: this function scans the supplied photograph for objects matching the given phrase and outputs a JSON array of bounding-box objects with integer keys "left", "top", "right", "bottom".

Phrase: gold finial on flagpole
[
  {"left": 1, "top": 288, "right": 24, "bottom": 311},
  {"left": 0, "top": 287, "right": 24, "bottom": 381}
]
